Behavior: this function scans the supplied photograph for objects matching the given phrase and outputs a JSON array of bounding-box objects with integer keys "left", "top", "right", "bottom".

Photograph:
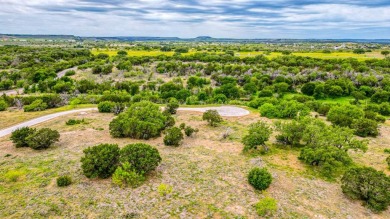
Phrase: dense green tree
[
  {"left": 26, "top": 128, "right": 60, "bottom": 150},
  {"left": 248, "top": 167, "right": 273, "bottom": 191},
  {"left": 109, "top": 101, "right": 169, "bottom": 139},
  {"left": 202, "top": 110, "right": 223, "bottom": 126},
  {"left": 119, "top": 143, "right": 161, "bottom": 174},
  {"left": 81, "top": 144, "right": 120, "bottom": 179},
  {"left": 10, "top": 127, "right": 36, "bottom": 148},
  {"left": 327, "top": 105, "right": 364, "bottom": 127},
  {"left": 242, "top": 121, "right": 272, "bottom": 151},
  {"left": 341, "top": 167, "right": 390, "bottom": 212},
  {"left": 163, "top": 127, "right": 184, "bottom": 146}
]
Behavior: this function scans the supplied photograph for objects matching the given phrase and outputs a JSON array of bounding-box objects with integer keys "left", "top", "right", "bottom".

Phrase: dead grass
[
  {"left": 0, "top": 110, "right": 389, "bottom": 218},
  {"left": 0, "top": 104, "right": 96, "bottom": 130}
]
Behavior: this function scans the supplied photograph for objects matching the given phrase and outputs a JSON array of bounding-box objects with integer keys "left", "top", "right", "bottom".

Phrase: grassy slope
[{"left": 0, "top": 110, "right": 389, "bottom": 218}]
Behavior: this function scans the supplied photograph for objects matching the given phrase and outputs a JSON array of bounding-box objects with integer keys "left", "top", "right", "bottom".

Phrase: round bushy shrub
[
  {"left": 26, "top": 128, "right": 60, "bottom": 150},
  {"left": 163, "top": 127, "right": 184, "bottom": 146},
  {"left": 327, "top": 105, "right": 364, "bottom": 127},
  {"left": 352, "top": 118, "right": 379, "bottom": 137},
  {"left": 0, "top": 100, "right": 8, "bottom": 111},
  {"left": 10, "top": 127, "right": 36, "bottom": 148},
  {"left": 341, "top": 167, "right": 390, "bottom": 212},
  {"left": 119, "top": 143, "right": 161, "bottom": 174},
  {"left": 109, "top": 101, "right": 169, "bottom": 139},
  {"left": 184, "top": 126, "right": 198, "bottom": 137},
  {"left": 57, "top": 176, "right": 72, "bottom": 187},
  {"left": 98, "top": 101, "right": 115, "bottom": 113},
  {"left": 81, "top": 144, "right": 120, "bottom": 179},
  {"left": 165, "top": 98, "right": 179, "bottom": 114},
  {"left": 202, "top": 110, "right": 223, "bottom": 126},
  {"left": 248, "top": 167, "right": 272, "bottom": 191}
]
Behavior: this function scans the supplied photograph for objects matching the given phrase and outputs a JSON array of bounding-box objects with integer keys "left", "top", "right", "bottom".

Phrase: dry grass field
[{"left": 0, "top": 110, "right": 389, "bottom": 218}]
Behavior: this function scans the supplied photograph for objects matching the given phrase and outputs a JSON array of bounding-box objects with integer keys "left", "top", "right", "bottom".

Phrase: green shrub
[
  {"left": 184, "top": 126, "right": 198, "bottom": 137},
  {"left": 112, "top": 162, "right": 145, "bottom": 188},
  {"left": 10, "top": 127, "right": 36, "bottom": 148},
  {"left": 341, "top": 167, "right": 390, "bottom": 212},
  {"left": 109, "top": 101, "right": 169, "bottom": 139},
  {"left": 163, "top": 127, "right": 184, "bottom": 146},
  {"left": 23, "top": 99, "right": 48, "bottom": 112},
  {"left": 327, "top": 105, "right": 364, "bottom": 127},
  {"left": 164, "top": 98, "right": 179, "bottom": 114},
  {"left": 81, "top": 144, "right": 120, "bottom": 179},
  {"left": 352, "top": 118, "right": 379, "bottom": 137},
  {"left": 26, "top": 128, "right": 60, "bottom": 150},
  {"left": 386, "top": 156, "right": 390, "bottom": 169},
  {"left": 64, "top": 70, "right": 76, "bottom": 76},
  {"left": 179, "top": 123, "right": 186, "bottom": 130},
  {"left": 202, "top": 110, "right": 223, "bottom": 126},
  {"left": 57, "top": 176, "right": 72, "bottom": 187},
  {"left": 98, "top": 101, "right": 115, "bottom": 113},
  {"left": 65, "top": 119, "right": 85, "bottom": 125},
  {"left": 119, "top": 143, "right": 161, "bottom": 174},
  {"left": 259, "top": 103, "right": 279, "bottom": 118},
  {"left": 299, "top": 146, "right": 352, "bottom": 177},
  {"left": 242, "top": 121, "right": 272, "bottom": 152},
  {"left": 0, "top": 100, "right": 8, "bottom": 111},
  {"left": 255, "top": 197, "right": 278, "bottom": 217},
  {"left": 248, "top": 167, "right": 272, "bottom": 191}
]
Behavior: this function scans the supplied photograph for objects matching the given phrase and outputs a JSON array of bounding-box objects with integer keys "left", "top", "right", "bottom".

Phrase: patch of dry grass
[{"left": 0, "top": 110, "right": 389, "bottom": 218}]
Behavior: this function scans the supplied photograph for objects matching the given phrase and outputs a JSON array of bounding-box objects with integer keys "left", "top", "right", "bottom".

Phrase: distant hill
[{"left": 1, "top": 34, "right": 389, "bottom": 43}]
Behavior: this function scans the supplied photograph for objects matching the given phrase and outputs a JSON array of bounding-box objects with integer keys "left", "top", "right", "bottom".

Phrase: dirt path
[{"left": 0, "top": 106, "right": 250, "bottom": 137}]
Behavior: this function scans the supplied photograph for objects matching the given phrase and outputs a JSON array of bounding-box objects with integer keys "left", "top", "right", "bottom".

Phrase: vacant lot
[{"left": 0, "top": 110, "right": 389, "bottom": 218}]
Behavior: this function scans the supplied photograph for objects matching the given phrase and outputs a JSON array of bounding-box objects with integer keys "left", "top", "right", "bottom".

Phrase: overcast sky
[{"left": 1, "top": 0, "right": 389, "bottom": 39}]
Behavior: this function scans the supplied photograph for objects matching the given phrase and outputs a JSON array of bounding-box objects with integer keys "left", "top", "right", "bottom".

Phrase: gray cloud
[{"left": 0, "top": 0, "right": 389, "bottom": 38}]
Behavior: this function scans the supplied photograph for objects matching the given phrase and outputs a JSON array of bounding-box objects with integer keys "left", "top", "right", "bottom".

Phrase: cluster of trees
[
  {"left": 81, "top": 143, "right": 161, "bottom": 188},
  {"left": 10, "top": 127, "right": 60, "bottom": 150}
]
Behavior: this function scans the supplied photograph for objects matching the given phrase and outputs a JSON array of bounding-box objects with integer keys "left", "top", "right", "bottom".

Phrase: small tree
[
  {"left": 10, "top": 127, "right": 36, "bottom": 148},
  {"left": 57, "top": 176, "right": 72, "bottom": 187},
  {"left": 163, "top": 127, "right": 184, "bottom": 146},
  {"left": 341, "top": 167, "right": 390, "bottom": 212},
  {"left": 0, "top": 99, "right": 8, "bottom": 111},
  {"left": 98, "top": 101, "right": 115, "bottom": 113},
  {"left": 242, "top": 121, "right": 272, "bottom": 152},
  {"left": 109, "top": 101, "right": 169, "bottom": 139},
  {"left": 351, "top": 118, "right": 379, "bottom": 137},
  {"left": 381, "top": 50, "right": 390, "bottom": 57},
  {"left": 248, "top": 167, "right": 273, "bottom": 191},
  {"left": 184, "top": 126, "right": 198, "bottom": 137},
  {"left": 81, "top": 144, "right": 120, "bottom": 179},
  {"left": 202, "top": 110, "right": 223, "bottom": 127},
  {"left": 164, "top": 98, "right": 179, "bottom": 114},
  {"left": 26, "top": 128, "right": 60, "bottom": 150},
  {"left": 119, "top": 143, "right": 161, "bottom": 174}
]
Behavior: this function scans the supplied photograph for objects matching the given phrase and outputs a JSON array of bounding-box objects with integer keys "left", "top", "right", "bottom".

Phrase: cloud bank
[{"left": 0, "top": 0, "right": 389, "bottom": 38}]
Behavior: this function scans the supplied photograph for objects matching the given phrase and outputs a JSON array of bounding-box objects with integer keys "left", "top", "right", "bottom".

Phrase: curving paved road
[
  {"left": 0, "top": 106, "right": 250, "bottom": 138},
  {"left": 0, "top": 108, "right": 96, "bottom": 138}
]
